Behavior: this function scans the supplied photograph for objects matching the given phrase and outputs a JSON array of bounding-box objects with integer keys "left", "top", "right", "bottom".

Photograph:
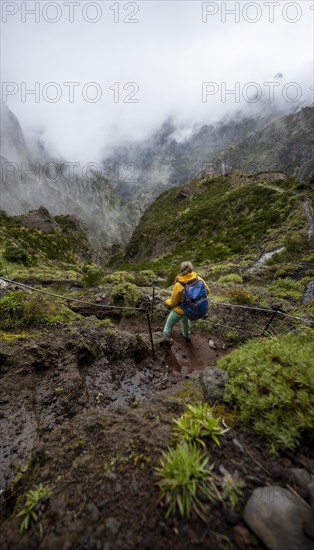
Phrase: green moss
[
  {"left": 110, "top": 282, "right": 142, "bottom": 308},
  {"left": 133, "top": 270, "right": 156, "bottom": 287},
  {"left": 92, "top": 318, "right": 111, "bottom": 328},
  {"left": 219, "top": 332, "right": 314, "bottom": 454},
  {"left": 103, "top": 271, "right": 135, "bottom": 284},
  {"left": 269, "top": 278, "right": 303, "bottom": 299},
  {"left": 228, "top": 288, "right": 256, "bottom": 305},
  {"left": 217, "top": 273, "right": 243, "bottom": 284},
  {"left": 0, "top": 331, "right": 28, "bottom": 341}
]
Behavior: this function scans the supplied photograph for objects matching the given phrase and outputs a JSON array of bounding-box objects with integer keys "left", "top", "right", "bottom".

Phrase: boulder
[
  {"left": 244, "top": 486, "right": 314, "bottom": 550},
  {"left": 199, "top": 367, "right": 229, "bottom": 405}
]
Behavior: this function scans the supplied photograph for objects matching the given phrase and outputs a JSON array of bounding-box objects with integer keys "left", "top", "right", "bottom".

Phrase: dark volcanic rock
[
  {"left": 199, "top": 366, "right": 229, "bottom": 405},
  {"left": 244, "top": 486, "right": 314, "bottom": 550}
]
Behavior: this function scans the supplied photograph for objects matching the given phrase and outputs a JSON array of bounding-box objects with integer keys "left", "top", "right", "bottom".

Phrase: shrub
[
  {"left": 155, "top": 442, "right": 219, "bottom": 519},
  {"left": 110, "top": 282, "right": 142, "bottom": 308},
  {"left": 82, "top": 266, "right": 104, "bottom": 287},
  {"left": 166, "top": 266, "right": 179, "bottom": 288},
  {"left": 228, "top": 288, "right": 256, "bottom": 305},
  {"left": 0, "top": 291, "right": 79, "bottom": 328},
  {"left": 218, "top": 273, "right": 243, "bottom": 284},
  {"left": 4, "top": 244, "right": 30, "bottom": 265},
  {"left": 219, "top": 332, "right": 314, "bottom": 454},
  {"left": 134, "top": 270, "right": 156, "bottom": 287},
  {"left": 173, "top": 402, "right": 228, "bottom": 447},
  {"left": 103, "top": 271, "right": 135, "bottom": 285}
]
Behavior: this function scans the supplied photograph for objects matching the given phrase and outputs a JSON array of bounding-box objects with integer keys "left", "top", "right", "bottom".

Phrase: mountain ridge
[{"left": 0, "top": 104, "right": 136, "bottom": 254}]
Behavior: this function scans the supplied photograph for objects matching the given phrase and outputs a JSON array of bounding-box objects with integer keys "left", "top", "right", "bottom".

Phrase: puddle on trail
[
  {"left": 117, "top": 318, "right": 231, "bottom": 377},
  {"left": 165, "top": 330, "right": 228, "bottom": 377}
]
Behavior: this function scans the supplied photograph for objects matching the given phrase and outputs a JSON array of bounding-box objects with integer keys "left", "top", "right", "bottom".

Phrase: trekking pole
[
  {"left": 151, "top": 286, "right": 155, "bottom": 324},
  {"left": 146, "top": 310, "right": 156, "bottom": 362},
  {"left": 260, "top": 311, "right": 277, "bottom": 337}
]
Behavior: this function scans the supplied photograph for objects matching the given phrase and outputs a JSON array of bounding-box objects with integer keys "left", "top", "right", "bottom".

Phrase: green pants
[{"left": 163, "top": 310, "right": 191, "bottom": 338}]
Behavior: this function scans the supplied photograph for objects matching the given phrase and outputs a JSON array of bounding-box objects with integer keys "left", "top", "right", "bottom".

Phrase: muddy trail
[
  {"left": 0, "top": 312, "right": 229, "bottom": 492},
  {"left": 118, "top": 316, "right": 229, "bottom": 377},
  {"left": 1, "top": 313, "right": 313, "bottom": 549}
]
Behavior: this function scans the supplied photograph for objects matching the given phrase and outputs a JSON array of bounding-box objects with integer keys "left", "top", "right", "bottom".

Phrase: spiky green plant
[
  {"left": 0, "top": 291, "right": 25, "bottom": 316},
  {"left": 155, "top": 441, "right": 220, "bottom": 519},
  {"left": 173, "top": 402, "right": 228, "bottom": 447},
  {"left": 17, "top": 484, "right": 51, "bottom": 533}
]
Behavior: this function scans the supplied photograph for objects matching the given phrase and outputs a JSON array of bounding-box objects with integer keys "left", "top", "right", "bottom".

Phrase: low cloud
[{"left": 1, "top": 1, "right": 313, "bottom": 162}]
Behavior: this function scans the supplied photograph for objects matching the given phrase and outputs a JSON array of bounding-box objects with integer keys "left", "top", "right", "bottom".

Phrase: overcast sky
[{"left": 1, "top": 0, "right": 313, "bottom": 161}]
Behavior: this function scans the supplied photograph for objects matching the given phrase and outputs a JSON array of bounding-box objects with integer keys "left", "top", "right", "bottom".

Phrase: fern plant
[
  {"left": 173, "top": 402, "right": 228, "bottom": 447},
  {"left": 155, "top": 441, "right": 220, "bottom": 519}
]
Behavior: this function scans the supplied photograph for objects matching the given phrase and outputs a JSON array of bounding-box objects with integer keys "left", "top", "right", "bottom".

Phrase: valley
[{"left": 0, "top": 163, "right": 313, "bottom": 549}]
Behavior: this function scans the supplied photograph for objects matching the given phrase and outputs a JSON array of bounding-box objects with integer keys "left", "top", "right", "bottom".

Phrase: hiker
[{"left": 163, "top": 261, "right": 209, "bottom": 340}]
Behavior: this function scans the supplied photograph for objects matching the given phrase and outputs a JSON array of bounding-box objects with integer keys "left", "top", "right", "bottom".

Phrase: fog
[{"left": 1, "top": 0, "right": 313, "bottom": 162}]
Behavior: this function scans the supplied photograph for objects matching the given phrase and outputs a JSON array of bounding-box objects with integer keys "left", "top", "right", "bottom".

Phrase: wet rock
[
  {"left": 244, "top": 486, "right": 314, "bottom": 550},
  {"left": 0, "top": 278, "right": 9, "bottom": 288},
  {"left": 289, "top": 468, "right": 313, "bottom": 493},
  {"left": 302, "top": 280, "right": 314, "bottom": 304},
  {"left": 0, "top": 343, "right": 13, "bottom": 373},
  {"left": 308, "top": 482, "right": 314, "bottom": 508},
  {"left": 208, "top": 339, "right": 217, "bottom": 350},
  {"left": 21, "top": 206, "right": 58, "bottom": 232},
  {"left": 199, "top": 367, "right": 229, "bottom": 405}
]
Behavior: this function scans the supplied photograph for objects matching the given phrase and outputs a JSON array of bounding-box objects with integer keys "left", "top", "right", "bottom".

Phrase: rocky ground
[{"left": 0, "top": 312, "right": 313, "bottom": 550}]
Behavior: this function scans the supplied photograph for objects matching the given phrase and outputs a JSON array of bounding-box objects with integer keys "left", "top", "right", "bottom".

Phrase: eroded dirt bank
[{"left": 0, "top": 320, "right": 175, "bottom": 492}]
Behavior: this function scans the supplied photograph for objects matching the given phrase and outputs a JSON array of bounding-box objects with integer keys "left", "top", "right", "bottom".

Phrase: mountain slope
[
  {"left": 102, "top": 112, "right": 277, "bottom": 212},
  {"left": 0, "top": 104, "right": 136, "bottom": 251},
  {"left": 125, "top": 172, "right": 313, "bottom": 267},
  {"left": 208, "top": 106, "right": 314, "bottom": 179},
  {"left": 102, "top": 106, "right": 313, "bottom": 215}
]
